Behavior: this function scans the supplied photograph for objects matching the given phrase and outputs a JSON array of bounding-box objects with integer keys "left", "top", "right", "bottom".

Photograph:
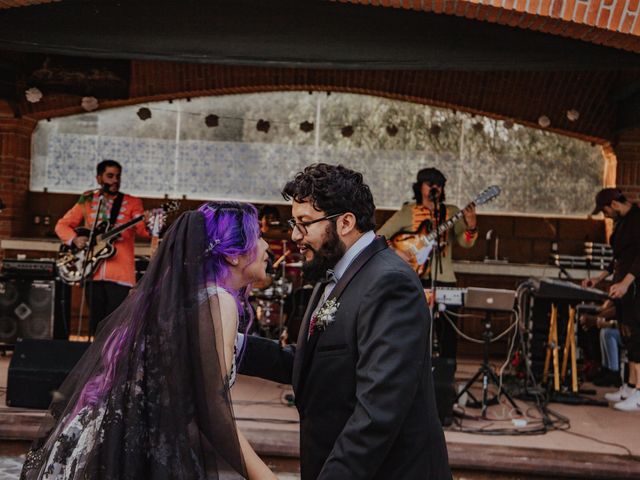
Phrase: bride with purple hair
[{"left": 21, "top": 202, "right": 277, "bottom": 479}]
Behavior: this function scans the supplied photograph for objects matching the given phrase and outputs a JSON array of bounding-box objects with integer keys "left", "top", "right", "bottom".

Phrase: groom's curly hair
[{"left": 282, "top": 163, "right": 376, "bottom": 233}]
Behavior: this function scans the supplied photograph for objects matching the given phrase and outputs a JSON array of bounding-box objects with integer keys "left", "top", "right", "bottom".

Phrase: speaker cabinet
[
  {"left": 6, "top": 338, "right": 90, "bottom": 409},
  {"left": 0, "top": 278, "right": 56, "bottom": 345}
]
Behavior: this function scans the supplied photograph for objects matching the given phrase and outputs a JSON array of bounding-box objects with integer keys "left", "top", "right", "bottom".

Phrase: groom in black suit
[{"left": 241, "top": 163, "right": 451, "bottom": 479}]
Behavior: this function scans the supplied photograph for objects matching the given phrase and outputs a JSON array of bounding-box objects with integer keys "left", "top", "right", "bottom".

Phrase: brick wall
[
  {"left": 0, "top": 118, "right": 36, "bottom": 243},
  {"left": 613, "top": 127, "right": 640, "bottom": 203}
]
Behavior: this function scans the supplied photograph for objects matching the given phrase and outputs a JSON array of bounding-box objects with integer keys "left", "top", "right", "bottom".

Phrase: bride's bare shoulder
[{"left": 212, "top": 288, "right": 239, "bottom": 328}]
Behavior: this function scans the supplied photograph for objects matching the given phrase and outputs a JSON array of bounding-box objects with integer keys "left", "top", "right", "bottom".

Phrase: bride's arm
[
  {"left": 216, "top": 292, "right": 278, "bottom": 480},
  {"left": 237, "top": 428, "right": 278, "bottom": 480}
]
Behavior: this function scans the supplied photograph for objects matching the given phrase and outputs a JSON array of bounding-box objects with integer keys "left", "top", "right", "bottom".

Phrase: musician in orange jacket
[
  {"left": 55, "top": 160, "right": 149, "bottom": 335},
  {"left": 377, "top": 167, "right": 478, "bottom": 360}
]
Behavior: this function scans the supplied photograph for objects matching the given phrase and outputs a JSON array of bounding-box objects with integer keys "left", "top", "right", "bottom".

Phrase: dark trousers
[
  {"left": 85, "top": 281, "right": 130, "bottom": 336},
  {"left": 618, "top": 281, "right": 640, "bottom": 362}
]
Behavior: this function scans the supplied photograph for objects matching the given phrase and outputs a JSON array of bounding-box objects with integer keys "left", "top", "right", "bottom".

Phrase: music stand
[{"left": 454, "top": 288, "right": 521, "bottom": 418}]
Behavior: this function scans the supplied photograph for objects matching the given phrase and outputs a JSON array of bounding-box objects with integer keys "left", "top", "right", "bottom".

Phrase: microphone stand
[
  {"left": 77, "top": 187, "right": 107, "bottom": 338},
  {"left": 428, "top": 189, "right": 443, "bottom": 357}
]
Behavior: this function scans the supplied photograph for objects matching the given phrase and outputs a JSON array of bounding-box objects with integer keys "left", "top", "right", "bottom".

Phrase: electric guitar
[
  {"left": 57, "top": 200, "right": 180, "bottom": 284},
  {"left": 390, "top": 185, "right": 501, "bottom": 275}
]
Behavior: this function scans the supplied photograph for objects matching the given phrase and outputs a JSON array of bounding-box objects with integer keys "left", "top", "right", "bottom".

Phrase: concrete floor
[
  {"left": 2, "top": 353, "right": 639, "bottom": 478},
  {"left": 0, "top": 447, "right": 564, "bottom": 480}
]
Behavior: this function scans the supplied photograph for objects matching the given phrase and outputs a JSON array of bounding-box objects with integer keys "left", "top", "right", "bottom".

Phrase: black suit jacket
[{"left": 241, "top": 236, "right": 451, "bottom": 480}]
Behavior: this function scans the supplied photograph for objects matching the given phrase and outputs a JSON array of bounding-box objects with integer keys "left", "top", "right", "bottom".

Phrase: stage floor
[{"left": 1, "top": 354, "right": 639, "bottom": 479}]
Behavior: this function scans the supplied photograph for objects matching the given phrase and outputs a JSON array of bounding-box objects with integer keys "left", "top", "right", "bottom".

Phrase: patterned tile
[{"left": 30, "top": 93, "right": 603, "bottom": 214}]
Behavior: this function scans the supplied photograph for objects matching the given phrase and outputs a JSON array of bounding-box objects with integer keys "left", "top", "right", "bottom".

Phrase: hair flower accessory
[
  {"left": 314, "top": 298, "right": 340, "bottom": 332},
  {"left": 207, "top": 238, "right": 221, "bottom": 253}
]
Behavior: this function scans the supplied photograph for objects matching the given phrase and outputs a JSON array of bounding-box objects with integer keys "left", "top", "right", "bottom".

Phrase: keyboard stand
[{"left": 455, "top": 312, "right": 521, "bottom": 418}]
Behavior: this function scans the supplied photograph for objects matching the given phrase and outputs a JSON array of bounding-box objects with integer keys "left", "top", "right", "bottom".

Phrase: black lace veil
[{"left": 21, "top": 211, "right": 247, "bottom": 479}]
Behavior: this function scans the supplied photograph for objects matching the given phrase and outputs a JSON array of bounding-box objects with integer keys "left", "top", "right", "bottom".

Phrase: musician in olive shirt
[{"left": 378, "top": 168, "right": 478, "bottom": 360}]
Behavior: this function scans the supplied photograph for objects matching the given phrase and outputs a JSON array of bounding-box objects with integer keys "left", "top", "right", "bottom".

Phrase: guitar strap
[{"left": 109, "top": 193, "right": 124, "bottom": 228}]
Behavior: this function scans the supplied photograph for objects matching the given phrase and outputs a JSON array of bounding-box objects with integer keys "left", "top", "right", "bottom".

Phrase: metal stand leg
[{"left": 455, "top": 312, "right": 521, "bottom": 417}]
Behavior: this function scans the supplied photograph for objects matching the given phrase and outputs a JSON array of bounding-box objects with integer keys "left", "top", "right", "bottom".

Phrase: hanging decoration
[
  {"left": 566, "top": 109, "right": 580, "bottom": 122},
  {"left": 299, "top": 121, "right": 314, "bottom": 133},
  {"left": 25, "top": 87, "right": 43, "bottom": 103},
  {"left": 137, "top": 107, "right": 152, "bottom": 120},
  {"left": 429, "top": 124, "right": 441, "bottom": 136},
  {"left": 81, "top": 96, "right": 99, "bottom": 112},
  {"left": 205, "top": 114, "right": 219, "bottom": 127},
  {"left": 341, "top": 125, "right": 354, "bottom": 137},
  {"left": 256, "top": 119, "right": 270, "bottom": 133},
  {"left": 538, "top": 115, "right": 551, "bottom": 128}
]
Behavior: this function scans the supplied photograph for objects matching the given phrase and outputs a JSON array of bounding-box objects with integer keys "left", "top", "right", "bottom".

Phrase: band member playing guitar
[
  {"left": 55, "top": 159, "right": 150, "bottom": 336},
  {"left": 378, "top": 167, "right": 479, "bottom": 362}
]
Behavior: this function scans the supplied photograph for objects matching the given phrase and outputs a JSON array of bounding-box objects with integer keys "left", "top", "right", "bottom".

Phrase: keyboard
[{"left": 530, "top": 277, "right": 609, "bottom": 302}]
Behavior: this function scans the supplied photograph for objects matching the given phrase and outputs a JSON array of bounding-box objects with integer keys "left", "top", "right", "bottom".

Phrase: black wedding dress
[{"left": 20, "top": 211, "right": 247, "bottom": 479}]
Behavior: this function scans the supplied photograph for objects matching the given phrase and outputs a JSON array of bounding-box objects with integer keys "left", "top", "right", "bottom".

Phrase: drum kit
[{"left": 250, "top": 239, "right": 305, "bottom": 342}]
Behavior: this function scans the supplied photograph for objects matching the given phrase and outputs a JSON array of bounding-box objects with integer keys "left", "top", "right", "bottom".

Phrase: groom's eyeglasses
[{"left": 287, "top": 213, "right": 344, "bottom": 236}]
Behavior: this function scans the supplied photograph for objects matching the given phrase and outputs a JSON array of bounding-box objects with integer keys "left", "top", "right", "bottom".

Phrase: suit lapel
[
  {"left": 292, "top": 280, "right": 325, "bottom": 391},
  {"left": 294, "top": 236, "right": 388, "bottom": 398},
  {"left": 323, "top": 236, "right": 387, "bottom": 307}
]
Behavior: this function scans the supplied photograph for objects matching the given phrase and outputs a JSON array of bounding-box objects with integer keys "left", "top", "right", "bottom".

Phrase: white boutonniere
[{"left": 314, "top": 298, "right": 340, "bottom": 331}]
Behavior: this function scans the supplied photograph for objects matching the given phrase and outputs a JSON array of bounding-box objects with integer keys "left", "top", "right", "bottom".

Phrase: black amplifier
[{"left": 1, "top": 259, "right": 56, "bottom": 279}]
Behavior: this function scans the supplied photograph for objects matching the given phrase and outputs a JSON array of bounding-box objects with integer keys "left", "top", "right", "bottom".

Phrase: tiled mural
[{"left": 31, "top": 92, "right": 603, "bottom": 214}]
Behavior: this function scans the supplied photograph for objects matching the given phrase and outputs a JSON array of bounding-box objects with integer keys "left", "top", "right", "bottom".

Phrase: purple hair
[
  {"left": 198, "top": 201, "right": 260, "bottom": 288},
  {"left": 65, "top": 202, "right": 260, "bottom": 425},
  {"left": 199, "top": 201, "right": 260, "bottom": 358},
  {"left": 66, "top": 323, "right": 134, "bottom": 423}
]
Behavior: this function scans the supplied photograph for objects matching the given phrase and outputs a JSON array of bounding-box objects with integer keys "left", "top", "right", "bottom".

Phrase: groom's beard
[{"left": 301, "top": 224, "right": 346, "bottom": 283}]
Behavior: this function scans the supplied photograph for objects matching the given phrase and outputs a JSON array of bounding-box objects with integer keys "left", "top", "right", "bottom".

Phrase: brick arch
[
  {"left": 24, "top": 83, "right": 524, "bottom": 131},
  {"left": 343, "top": 1, "right": 640, "bottom": 54}
]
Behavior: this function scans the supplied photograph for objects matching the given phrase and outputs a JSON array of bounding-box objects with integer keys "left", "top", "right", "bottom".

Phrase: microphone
[{"left": 429, "top": 187, "right": 439, "bottom": 200}]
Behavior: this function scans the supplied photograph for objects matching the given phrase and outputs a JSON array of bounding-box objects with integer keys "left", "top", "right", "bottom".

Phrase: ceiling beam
[{"left": 0, "top": 0, "right": 639, "bottom": 70}]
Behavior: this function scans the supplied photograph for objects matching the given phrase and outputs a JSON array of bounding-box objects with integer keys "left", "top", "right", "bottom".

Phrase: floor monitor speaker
[{"left": 6, "top": 338, "right": 90, "bottom": 409}]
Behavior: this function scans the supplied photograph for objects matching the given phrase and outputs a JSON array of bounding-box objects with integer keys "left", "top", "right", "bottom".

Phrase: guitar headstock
[
  {"left": 147, "top": 209, "right": 166, "bottom": 237},
  {"left": 147, "top": 200, "right": 181, "bottom": 237},
  {"left": 475, "top": 185, "right": 501, "bottom": 206}
]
